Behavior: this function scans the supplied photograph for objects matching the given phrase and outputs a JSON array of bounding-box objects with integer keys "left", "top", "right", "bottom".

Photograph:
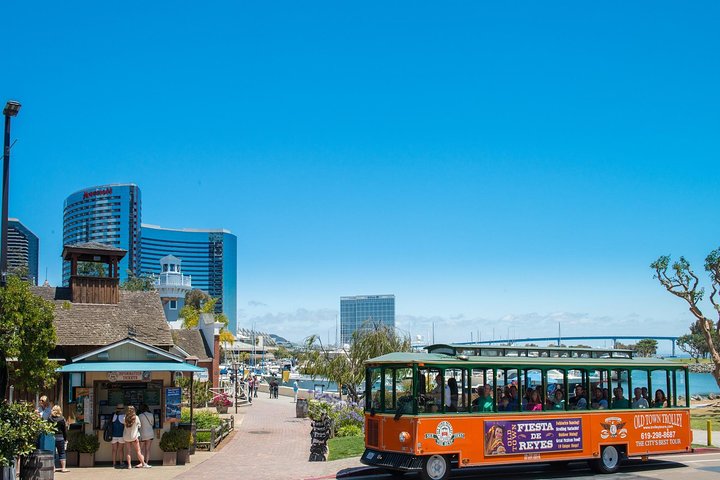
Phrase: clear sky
[{"left": 3, "top": 1, "right": 719, "bottom": 347}]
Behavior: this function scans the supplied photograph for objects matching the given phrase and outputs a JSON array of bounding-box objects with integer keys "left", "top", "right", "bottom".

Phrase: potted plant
[
  {"left": 159, "top": 430, "right": 179, "bottom": 466},
  {"left": 77, "top": 433, "right": 99, "bottom": 468},
  {"left": 175, "top": 429, "right": 192, "bottom": 465},
  {"left": 65, "top": 430, "right": 82, "bottom": 467},
  {"left": 211, "top": 393, "right": 232, "bottom": 414},
  {"left": 0, "top": 402, "right": 55, "bottom": 479}
]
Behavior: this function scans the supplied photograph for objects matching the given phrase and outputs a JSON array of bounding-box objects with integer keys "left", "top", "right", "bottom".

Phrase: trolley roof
[{"left": 366, "top": 351, "right": 685, "bottom": 369}]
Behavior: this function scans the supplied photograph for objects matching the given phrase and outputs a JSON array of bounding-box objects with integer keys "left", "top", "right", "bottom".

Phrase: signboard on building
[
  {"left": 166, "top": 387, "right": 182, "bottom": 421},
  {"left": 107, "top": 371, "right": 151, "bottom": 382}
]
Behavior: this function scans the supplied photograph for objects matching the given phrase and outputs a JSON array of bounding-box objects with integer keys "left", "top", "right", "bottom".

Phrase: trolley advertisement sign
[{"left": 483, "top": 418, "right": 583, "bottom": 456}]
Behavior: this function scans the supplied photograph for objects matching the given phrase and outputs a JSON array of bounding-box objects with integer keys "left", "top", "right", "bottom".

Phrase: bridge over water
[{"left": 459, "top": 335, "right": 679, "bottom": 356}]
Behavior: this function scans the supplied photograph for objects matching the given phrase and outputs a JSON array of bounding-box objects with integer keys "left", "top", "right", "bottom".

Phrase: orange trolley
[{"left": 361, "top": 344, "right": 692, "bottom": 480}]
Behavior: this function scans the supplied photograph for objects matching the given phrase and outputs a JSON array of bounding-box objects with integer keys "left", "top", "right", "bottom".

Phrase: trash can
[
  {"left": 296, "top": 398, "right": 309, "bottom": 418},
  {"left": 178, "top": 423, "right": 197, "bottom": 455}
]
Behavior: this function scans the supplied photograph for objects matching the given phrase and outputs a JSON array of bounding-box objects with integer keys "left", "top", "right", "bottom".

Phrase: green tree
[
  {"left": 615, "top": 341, "right": 635, "bottom": 351},
  {"left": 651, "top": 250, "right": 720, "bottom": 388},
  {"left": 676, "top": 320, "right": 720, "bottom": 362},
  {"left": 274, "top": 345, "right": 292, "bottom": 360},
  {"left": 301, "top": 322, "right": 411, "bottom": 403},
  {"left": 0, "top": 276, "right": 58, "bottom": 395},
  {"left": 635, "top": 338, "right": 658, "bottom": 357},
  {"left": 185, "top": 289, "right": 211, "bottom": 310},
  {"left": 180, "top": 297, "right": 219, "bottom": 329},
  {"left": 77, "top": 261, "right": 106, "bottom": 277},
  {"left": 0, "top": 401, "right": 55, "bottom": 466},
  {"left": 120, "top": 270, "right": 154, "bottom": 291}
]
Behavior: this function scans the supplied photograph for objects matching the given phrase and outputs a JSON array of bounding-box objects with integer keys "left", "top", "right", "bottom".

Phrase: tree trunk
[{"left": 695, "top": 318, "right": 720, "bottom": 389}]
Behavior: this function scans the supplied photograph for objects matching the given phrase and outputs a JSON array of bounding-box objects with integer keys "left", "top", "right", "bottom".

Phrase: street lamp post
[{"left": 1, "top": 100, "right": 21, "bottom": 287}]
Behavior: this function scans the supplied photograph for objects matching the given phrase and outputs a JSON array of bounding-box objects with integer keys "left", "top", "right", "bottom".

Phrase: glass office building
[
  {"left": 6, "top": 218, "right": 39, "bottom": 285},
  {"left": 340, "top": 294, "right": 395, "bottom": 344},
  {"left": 62, "top": 184, "right": 141, "bottom": 284},
  {"left": 140, "top": 224, "right": 238, "bottom": 333}
]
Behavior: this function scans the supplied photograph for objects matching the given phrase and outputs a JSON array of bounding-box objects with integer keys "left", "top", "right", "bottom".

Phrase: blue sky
[{"left": 3, "top": 2, "right": 719, "bottom": 346}]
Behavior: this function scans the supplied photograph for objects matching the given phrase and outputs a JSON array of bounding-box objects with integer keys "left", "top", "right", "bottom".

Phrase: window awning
[{"left": 56, "top": 361, "right": 206, "bottom": 373}]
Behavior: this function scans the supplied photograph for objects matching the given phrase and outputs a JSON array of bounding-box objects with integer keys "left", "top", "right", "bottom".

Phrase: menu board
[{"left": 107, "top": 382, "right": 162, "bottom": 408}]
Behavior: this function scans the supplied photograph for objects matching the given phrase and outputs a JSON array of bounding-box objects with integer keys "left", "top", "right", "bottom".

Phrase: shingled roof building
[{"left": 31, "top": 242, "right": 204, "bottom": 463}]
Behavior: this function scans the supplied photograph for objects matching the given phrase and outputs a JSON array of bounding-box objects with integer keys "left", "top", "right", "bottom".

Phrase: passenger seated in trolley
[
  {"left": 591, "top": 387, "right": 608, "bottom": 409},
  {"left": 472, "top": 385, "right": 494, "bottom": 412},
  {"left": 632, "top": 387, "right": 649, "bottom": 409},
  {"left": 549, "top": 389, "right": 565, "bottom": 410},
  {"left": 612, "top": 386, "right": 630, "bottom": 409},
  {"left": 429, "top": 373, "right": 450, "bottom": 412},
  {"left": 524, "top": 389, "right": 543, "bottom": 411},
  {"left": 569, "top": 385, "right": 588, "bottom": 410},
  {"left": 653, "top": 389, "right": 667, "bottom": 408}
]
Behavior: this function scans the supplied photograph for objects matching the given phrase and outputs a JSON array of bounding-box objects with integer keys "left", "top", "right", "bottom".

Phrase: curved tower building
[
  {"left": 140, "top": 224, "right": 237, "bottom": 333},
  {"left": 62, "top": 184, "right": 141, "bottom": 284}
]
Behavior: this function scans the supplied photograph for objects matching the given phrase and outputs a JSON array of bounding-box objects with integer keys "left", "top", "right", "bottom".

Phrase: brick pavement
[{"left": 175, "top": 393, "right": 363, "bottom": 480}]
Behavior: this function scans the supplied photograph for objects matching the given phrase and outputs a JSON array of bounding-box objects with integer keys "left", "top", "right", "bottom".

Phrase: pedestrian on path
[
  {"left": 138, "top": 404, "right": 154, "bottom": 468},
  {"left": 111, "top": 404, "right": 126, "bottom": 468},
  {"left": 253, "top": 375, "right": 259, "bottom": 398},
  {"left": 123, "top": 406, "right": 147, "bottom": 469},
  {"left": 49, "top": 405, "right": 69, "bottom": 473},
  {"left": 293, "top": 380, "right": 299, "bottom": 403}
]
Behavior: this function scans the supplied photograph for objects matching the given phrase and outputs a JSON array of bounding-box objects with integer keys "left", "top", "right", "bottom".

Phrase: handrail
[{"left": 196, "top": 417, "right": 234, "bottom": 451}]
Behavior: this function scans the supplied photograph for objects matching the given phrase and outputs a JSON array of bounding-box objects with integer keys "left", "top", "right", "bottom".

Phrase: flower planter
[
  {"left": 177, "top": 448, "right": 189, "bottom": 465},
  {"left": 215, "top": 405, "right": 228, "bottom": 414},
  {"left": 162, "top": 451, "right": 177, "bottom": 466},
  {"left": 66, "top": 451, "right": 79, "bottom": 467},
  {"left": 79, "top": 452, "right": 95, "bottom": 468}
]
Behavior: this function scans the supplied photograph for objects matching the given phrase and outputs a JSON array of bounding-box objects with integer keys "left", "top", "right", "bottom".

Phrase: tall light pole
[{"left": 1, "top": 100, "right": 21, "bottom": 287}]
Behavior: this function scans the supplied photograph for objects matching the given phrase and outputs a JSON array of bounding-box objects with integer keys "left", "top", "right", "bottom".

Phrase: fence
[{"left": 196, "top": 416, "right": 235, "bottom": 452}]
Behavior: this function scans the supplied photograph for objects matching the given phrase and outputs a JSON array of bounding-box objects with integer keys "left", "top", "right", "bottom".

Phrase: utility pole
[{"left": 1, "top": 100, "right": 21, "bottom": 287}]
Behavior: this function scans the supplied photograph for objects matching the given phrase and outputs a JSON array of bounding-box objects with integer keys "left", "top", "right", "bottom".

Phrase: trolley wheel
[
  {"left": 420, "top": 454, "right": 450, "bottom": 480},
  {"left": 589, "top": 445, "right": 621, "bottom": 474}
]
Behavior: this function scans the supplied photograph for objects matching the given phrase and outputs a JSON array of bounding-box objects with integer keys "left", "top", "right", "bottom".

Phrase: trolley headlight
[{"left": 399, "top": 431, "right": 410, "bottom": 443}]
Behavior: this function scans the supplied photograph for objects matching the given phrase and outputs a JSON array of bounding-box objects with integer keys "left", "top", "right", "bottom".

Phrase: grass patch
[
  {"left": 691, "top": 418, "right": 720, "bottom": 430},
  {"left": 327, "top": 436, "right": 365, "bottom": 461},
  {"left": 690, "top": 401, "right": 720, "bottom": 430}
]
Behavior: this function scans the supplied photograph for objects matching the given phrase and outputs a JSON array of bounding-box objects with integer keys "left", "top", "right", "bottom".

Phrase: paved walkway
[
  {"left": 176, "top": 394, "right": 362, "bottom": 480},
  {"left": 692, "top": 428, "right": 720, "bottom": 447}
]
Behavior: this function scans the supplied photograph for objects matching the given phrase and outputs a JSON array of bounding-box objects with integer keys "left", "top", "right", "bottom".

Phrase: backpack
[{"left": 103, "top": 420, "right": 113, "bottom": 442}]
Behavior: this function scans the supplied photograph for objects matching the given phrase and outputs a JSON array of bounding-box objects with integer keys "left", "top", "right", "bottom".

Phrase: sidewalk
[
  {"left": 693, "top": 428, "right": 720, "bottom": 448},
  {"left": 54, "top": 408, "right": 248, "bottom": 480},
  {"left": 175, "top": 393, "right": 363, "bottom": 480}
]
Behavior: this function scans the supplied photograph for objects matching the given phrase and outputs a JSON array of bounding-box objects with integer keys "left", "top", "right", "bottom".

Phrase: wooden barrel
[{"left": 20, "top": 450, "right": 54, "bottom": 480}]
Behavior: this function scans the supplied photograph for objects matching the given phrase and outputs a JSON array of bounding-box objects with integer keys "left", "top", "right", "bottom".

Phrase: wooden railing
[{"left": 196, "top": 417, "right": 234, "bottom": 452}]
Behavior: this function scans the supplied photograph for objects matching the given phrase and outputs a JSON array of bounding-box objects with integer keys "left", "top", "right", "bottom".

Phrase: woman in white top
[
  {"left": 122, "top": 406, "right": 146, "bottom": 468},
  {"left": 137, "top": 404, "right": 155, "bottom": 467}
]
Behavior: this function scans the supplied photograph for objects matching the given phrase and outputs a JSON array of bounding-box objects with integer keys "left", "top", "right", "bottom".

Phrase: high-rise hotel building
[
  {"left": 6, "top": 218, "right": 39, "bottom": 285},
  {"left": 140, "top": 224, "right": 238, "bottom": 333},
  {"left": 62, "top": 184, "right": 237, "bottom": 333},
  {"left": 340, "top": 294, "right": 395, "bottom": 344},
  {"left": 62, "top": 184, "right": 141, "bottom": 284}
]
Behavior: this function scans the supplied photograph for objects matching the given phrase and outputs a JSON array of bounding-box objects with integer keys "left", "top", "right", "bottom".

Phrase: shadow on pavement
[{"left": 335, "top": 458, "right": 687, "bottom": 479}]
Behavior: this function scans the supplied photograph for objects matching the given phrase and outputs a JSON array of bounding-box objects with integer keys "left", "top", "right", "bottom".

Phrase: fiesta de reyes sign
[{"left": 484, "top": 418, "right": 583, "bottom": 456}]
